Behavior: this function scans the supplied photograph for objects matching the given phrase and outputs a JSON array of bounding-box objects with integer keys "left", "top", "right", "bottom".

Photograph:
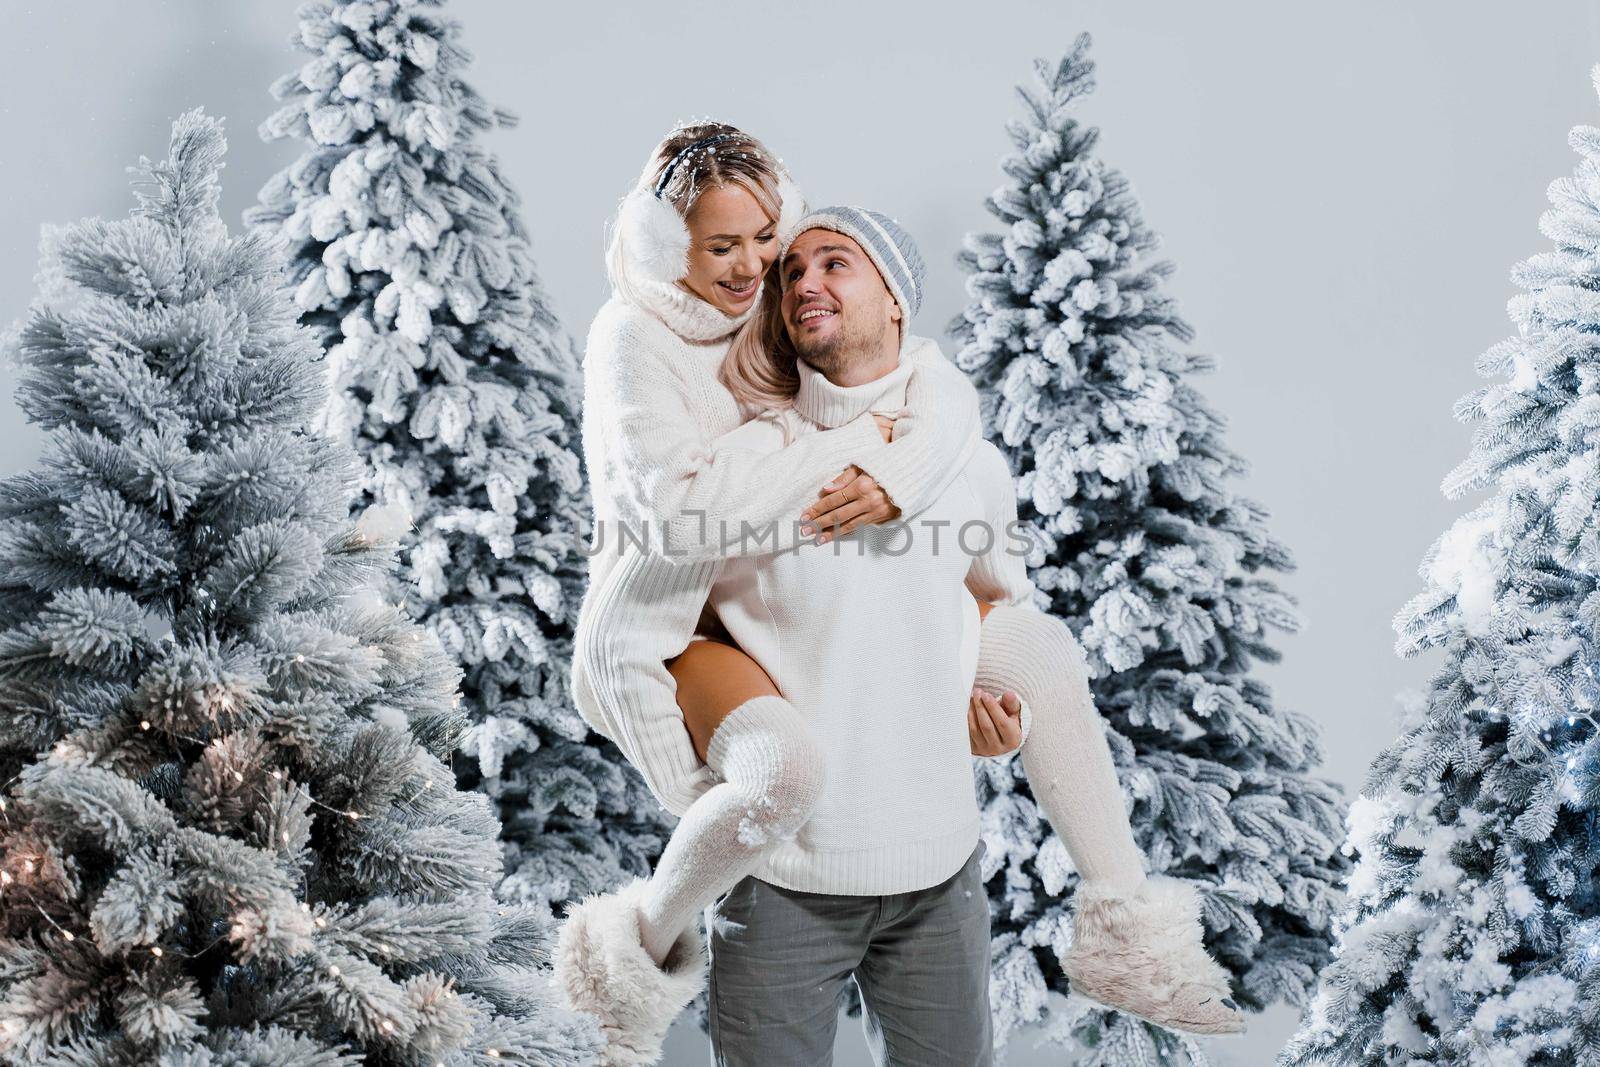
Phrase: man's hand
[{"left": 968, "top": 687, "right": 1024, "bottom": 757}]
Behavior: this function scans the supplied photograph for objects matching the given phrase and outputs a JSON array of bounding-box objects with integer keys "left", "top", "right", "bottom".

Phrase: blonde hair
[
  {"left": 605, "top": 121, "right": 803, "bottom": 416},
  {"left": 720, "top": 271, "right": 801, "bottom": 416}
]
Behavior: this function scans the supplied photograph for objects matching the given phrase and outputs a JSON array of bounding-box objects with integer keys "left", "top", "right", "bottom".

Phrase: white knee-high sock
[
  {"left": 635, "top": 694, "right": 824, "bottom": 965},
  {"left": 975, "top": 605, "right": 1146, "bottom": 893}
]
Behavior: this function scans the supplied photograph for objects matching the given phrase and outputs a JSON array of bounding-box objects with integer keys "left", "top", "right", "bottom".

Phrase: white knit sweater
[
  {"left": 707, "top": 357, "right": 1038, "bottom": 894},
  {"left": 571, "top": 277, "right": 983, "bottom": 817}
]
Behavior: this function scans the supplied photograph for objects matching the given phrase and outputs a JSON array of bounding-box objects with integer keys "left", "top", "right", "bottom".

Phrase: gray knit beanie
[{"left": 781, "top": 206, "right": 925, "bottom": 324}]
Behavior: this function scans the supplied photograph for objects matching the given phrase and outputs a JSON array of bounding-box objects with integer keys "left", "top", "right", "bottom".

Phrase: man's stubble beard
[{"left": 788, "top": 312, "right": 890, "bottom": 379}]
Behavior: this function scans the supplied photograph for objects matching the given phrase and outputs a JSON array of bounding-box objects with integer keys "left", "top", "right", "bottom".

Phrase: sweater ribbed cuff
[{"left": 855, "top": 416, "right": 981, "bottom": 521}]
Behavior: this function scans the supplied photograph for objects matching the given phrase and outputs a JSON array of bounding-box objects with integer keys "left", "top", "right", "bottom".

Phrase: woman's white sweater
[{"left": 571, "top": 275, "right": 984, "bottom": 817}]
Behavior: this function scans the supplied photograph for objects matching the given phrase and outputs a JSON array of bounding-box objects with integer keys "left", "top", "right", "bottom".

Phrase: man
[
  {"left": 695, "top": 208, "right": 1242, "bottom": 1065},
  {"left": 693, "top": 208, "right": 1027, "bottom": 1064}
]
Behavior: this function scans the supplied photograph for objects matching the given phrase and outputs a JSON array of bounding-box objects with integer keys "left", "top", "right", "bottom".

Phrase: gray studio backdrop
[{"left": 5, "top": 2, "right": 1600, "bottom": 1063}]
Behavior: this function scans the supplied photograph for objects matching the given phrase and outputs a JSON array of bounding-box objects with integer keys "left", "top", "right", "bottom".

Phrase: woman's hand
[
  {"left": 800, "top": 415, "right": 900, "bottom": 544},
  {"left": 968, "top": 687, "right": 1024, "bottom": 757}
]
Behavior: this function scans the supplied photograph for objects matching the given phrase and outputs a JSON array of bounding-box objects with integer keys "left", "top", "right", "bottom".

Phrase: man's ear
[{"left": 888, "top": 294, "right": 902, "bottom": 325}]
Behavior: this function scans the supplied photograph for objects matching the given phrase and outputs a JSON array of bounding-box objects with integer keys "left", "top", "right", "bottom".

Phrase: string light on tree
[{"left": 0, "top": 107, "right": 596, "bottom": 1064}]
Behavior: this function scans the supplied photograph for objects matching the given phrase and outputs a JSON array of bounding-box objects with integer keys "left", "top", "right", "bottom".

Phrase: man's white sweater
[{"left": 705, "top": 356, "right": 1037, "bottom": 895}]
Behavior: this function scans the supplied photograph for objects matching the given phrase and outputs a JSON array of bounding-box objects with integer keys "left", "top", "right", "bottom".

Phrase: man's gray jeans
[{"left": 705, "top": 840, "right": 992, "bottom": 1066}]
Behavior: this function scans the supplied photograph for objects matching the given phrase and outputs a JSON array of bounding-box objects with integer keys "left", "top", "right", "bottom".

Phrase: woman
[{"left": 557, "top": 122, "right": 1243, "bottom": 1064}]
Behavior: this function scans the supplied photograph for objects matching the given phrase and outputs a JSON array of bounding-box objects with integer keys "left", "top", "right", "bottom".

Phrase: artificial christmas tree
[
  {"left": 247, "top": 0, "right": 664, "bottom": 910},
  {"left": 0, "top": 108, "right": 597, "bottom": 1066},
  {"left": 951, "top": 34, "right": 1350, "bottom": 1062},
  {"left": 1280, "top": 68, "right": 1600, "bottom": 1067}
]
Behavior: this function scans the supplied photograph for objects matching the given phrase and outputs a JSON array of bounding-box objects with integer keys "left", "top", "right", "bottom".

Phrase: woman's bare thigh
[{"left": 667, "top": 639, "right": 781, "bottom": 762}]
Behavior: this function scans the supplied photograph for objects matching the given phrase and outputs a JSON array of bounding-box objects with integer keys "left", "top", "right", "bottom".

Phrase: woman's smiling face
[{"left": 679, "top": 182, "right": 778, "bottom": 316}]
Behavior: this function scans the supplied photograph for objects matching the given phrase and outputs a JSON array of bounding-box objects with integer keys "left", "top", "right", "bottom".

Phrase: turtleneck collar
[
  {"left": 629, "top": 276, "right": 759, "bottom": 343},
  {"left": 794, "top": 352, "right": 913, "bottom": 429}
]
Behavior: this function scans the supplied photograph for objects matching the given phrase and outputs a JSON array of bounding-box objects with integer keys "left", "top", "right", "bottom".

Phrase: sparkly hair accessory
[{"left": 653, "top": 133, "right": 743, "bottom": 199}]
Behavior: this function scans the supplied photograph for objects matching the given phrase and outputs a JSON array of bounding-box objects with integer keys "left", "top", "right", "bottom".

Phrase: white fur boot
[
  {"left": 553, "top": 879, "right": 706, "bottom": 1066},
  {"left": 1062, "top": 876, "right": 1246, "bottom": 1036}
]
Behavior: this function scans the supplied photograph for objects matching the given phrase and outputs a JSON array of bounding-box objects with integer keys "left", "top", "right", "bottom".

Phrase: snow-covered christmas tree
[
  {"left": 950, "top": 35, "right": 1351, "bottom": 1062},
  {"left": 1279, "top": 68, "right": 1600, "bottom": 1067},
  {"left": 0, "top": 108, "right": 598, "bottom": 1065},
  {"left": 248, "top": 0, "right": 664, "bottom": 910}
]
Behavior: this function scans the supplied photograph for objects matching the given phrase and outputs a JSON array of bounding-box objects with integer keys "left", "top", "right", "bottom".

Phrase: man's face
[{"left": 779, "top": 229, "right": 901, "bottom": 373}]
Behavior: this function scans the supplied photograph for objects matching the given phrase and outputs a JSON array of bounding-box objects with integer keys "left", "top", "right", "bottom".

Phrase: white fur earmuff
[{"left": 617, "top": 185, "right": 691, "bottom": 285}]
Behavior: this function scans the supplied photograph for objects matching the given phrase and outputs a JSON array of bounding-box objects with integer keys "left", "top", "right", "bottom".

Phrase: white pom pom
[
  {"left": 776, "top": 170, "right": 808, "bottom": 247},
  {"left": 355, "top": 502, "right": 411, "bottom": 543},
  {"left": 619, "top": 186, "right": 690, "bottom": 283}
]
